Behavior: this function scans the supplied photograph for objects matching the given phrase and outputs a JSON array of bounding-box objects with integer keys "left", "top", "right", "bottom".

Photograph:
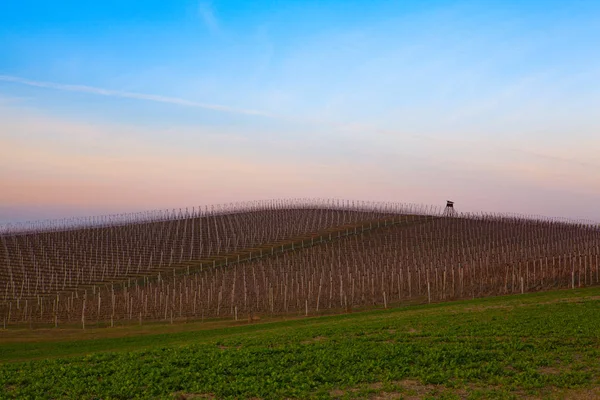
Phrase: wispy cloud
[
  {"left": 0, "top": 95, "right": 31, "bottom": 105},
  {"left": 198, "top": 1, "right": 219, "bottom": 34},
  {"left": 0, "top": 75, "right": 271, "bottom": 117}
]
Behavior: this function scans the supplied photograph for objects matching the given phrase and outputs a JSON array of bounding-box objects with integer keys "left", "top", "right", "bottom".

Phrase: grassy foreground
[{"left": 1, "top": 288, "right": 599, "bottom": 399}]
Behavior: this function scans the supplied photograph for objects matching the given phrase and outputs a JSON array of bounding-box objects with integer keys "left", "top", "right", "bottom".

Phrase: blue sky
[{"left": 1, "top": 0, "right": 600, "bottom": 223}]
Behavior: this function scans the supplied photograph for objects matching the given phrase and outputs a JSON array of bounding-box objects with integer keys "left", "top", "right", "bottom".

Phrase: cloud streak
[
  {"left": 198, "top": 1, "right": 219, "bottom": 34},
  {"left": 2, "top": 75, "right": 598, "bottom": 175},
  {"left": 0, "top": 75, "right": 272, "bottom": 117}
]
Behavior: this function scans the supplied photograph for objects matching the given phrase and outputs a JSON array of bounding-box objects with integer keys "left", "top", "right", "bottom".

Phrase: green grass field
[{"left": 1, "top": 288, "right": 599, "bottom": 399}]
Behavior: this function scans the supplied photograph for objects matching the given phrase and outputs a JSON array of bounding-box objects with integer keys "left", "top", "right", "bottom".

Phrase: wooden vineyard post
[
  {"left": 443, "top": 268, "right": 447, "bottom": 300},
  {"left": 521, "top": 276, "right": 524, "bottom": 294},
  {"left": 383, "top": 291, "right": 387, "bottom": 309},
  {"left": 427, "top": 280, "right": 431, "bottom": 304},
  {"left": 82, "top": 297, "right": 86, "bottom": 330},
  {"left": 284, "top": 284, "right": 288, "bottom": 312},
  {"left": 193, "top": 290, "right": 197, "bottom": 316},
  {"left": 459, "top": 266, "right": 463, "bottom": 298},
  {"left": 26, "top": 299, "right": 32, "bottom": 329},
  {"left": 572, "top": 257, "right": 575, "bottom": 289},
  {"left": 316, "top": 277, "right": 322, "bottom": 313},
  {"left": 579, "top": 255, "right": 582, "bottom": 288},
  {"left": 111, "top": 287, "right": 115, "bottom": 327},
  {"left": 54, "top": 296, "right": 58, "bottom": 328}
]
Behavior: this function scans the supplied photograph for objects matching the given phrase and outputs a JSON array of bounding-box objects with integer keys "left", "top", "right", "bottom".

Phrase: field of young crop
[{"left": 1, "top": 287, "right": 599, "bottom": 399}]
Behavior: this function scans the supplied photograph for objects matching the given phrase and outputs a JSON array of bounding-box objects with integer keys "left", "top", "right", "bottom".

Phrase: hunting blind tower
[{"left": 443, "top": 200, "right": 456, "bottom": 216}]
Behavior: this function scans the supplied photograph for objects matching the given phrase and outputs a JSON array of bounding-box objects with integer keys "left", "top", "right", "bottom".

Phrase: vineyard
[{"left": 1, "top": 199, "right": 599, "bottom": 328}]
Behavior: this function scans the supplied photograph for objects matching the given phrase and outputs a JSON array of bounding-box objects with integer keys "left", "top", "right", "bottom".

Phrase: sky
[{"left": 1, "top": 0, "right": 600, "bottom": 224}]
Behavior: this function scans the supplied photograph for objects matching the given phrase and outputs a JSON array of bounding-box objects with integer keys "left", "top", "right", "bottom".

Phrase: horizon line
[{"left": 1, "top": 198, "right": 598, "bottom": 233}]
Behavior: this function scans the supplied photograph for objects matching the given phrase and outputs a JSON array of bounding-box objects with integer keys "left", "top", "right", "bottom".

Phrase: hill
[{"left": 1, "top": 199, "right": 599, "bottom": 327}]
